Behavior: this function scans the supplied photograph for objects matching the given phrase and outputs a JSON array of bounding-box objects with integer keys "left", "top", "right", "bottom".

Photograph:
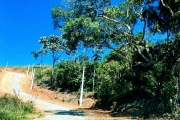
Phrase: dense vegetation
[
  {"left": 33, "top": 0, "right": 180, "bottom": 118},
  {"left": 0, "top": 94, "right": 35, "bottom": 120}
]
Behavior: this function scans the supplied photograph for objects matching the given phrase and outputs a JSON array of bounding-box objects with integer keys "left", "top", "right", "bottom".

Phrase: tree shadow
[{"left": 53, "top": 110, "right": 86, "bottom": 116}]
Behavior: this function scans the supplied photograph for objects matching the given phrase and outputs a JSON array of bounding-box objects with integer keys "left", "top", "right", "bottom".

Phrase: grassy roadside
[
  {"left": 0, "top": 93, "right": 42, "bottom": 120},
  {"left": 0, "top": 67, "right": 42, "bottom": 120}
]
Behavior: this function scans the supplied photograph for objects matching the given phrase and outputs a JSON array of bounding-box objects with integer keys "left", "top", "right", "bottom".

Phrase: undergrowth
[{"left": 0, "top": 94, "right": 38, "bottom": 120}]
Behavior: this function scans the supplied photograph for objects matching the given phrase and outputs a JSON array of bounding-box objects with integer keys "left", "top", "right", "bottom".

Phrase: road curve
[{"left": 11, "top": 72, "right": 88, "bottom": 120}]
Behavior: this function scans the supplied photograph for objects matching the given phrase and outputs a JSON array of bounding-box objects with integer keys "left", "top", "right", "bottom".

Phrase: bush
[{"left": 0, "top": 94, "right": 34, "bottom": 120}]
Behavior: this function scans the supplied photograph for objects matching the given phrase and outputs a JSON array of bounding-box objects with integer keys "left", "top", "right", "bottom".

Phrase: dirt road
[
  {"left": 0, "top": 71, "right": 88, "bottom": 120},
  {"left": 15, "top": 72, "right": 90, "bottom": 119},
  {"left": 0, "top": 70, "right": 131, "bottom": 120},
  {"left": 0, "top": 71, "right": 13, "bottom": 94}
]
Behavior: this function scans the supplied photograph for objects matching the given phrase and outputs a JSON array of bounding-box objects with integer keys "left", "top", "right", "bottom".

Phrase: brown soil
[
  {"left": 0, "top": 68, "right": 132, "bottom": 120},
  {"left": 0, "top": 69, "right": 14, "bottom": 95}
]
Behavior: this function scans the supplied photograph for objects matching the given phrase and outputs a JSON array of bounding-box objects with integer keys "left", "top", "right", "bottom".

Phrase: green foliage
[
  {"left": 0, "top": 94, "right": 34, "bottom": 120},
  {"left": 97, "top": 61, "right": 125, "bottom": 105},
  {"left": 38, "top": 35, "right": 66, "bottom": 53},
  {"left": 62, "top": 15, "right": 102, "bottom": 50},
  {"left": 53, "top": 59, "right": 96, "bottom": 92},
  {"left": 34, "top": 57, "right": 97, "bottom": 92},
  {"left": 35, "top": 35, "right": 68, "bottom": 84},
  {"left": 33, "top": 0, "right": 180, "bottom": 118},
  {"left": 52, "top": 0, "right": 111, "bottom": 52},
  {"left": 142, "top": 0, "right": 180, "bottom": 34},
  {"left": 34, "top": 66, "right": 52, "bottom": 84},
  {"left": 31, "top": 51, "right": 39, "bottom": 60},
  {"left": 54, "top": 60, "right": 82, "bottom": 91}
]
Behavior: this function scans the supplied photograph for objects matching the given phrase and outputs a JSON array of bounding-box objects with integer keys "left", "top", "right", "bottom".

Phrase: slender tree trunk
[
  {"left": 51, "top": 52, "right": 55, "bottom": 84},
  {"left": 40, "top": 56, "right": 43, "bottom": 81}
]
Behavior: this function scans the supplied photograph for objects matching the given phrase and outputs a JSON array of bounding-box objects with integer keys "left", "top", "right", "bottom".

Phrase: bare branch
[
  {"left": 142, "top": 19, "right": 146, "bottom": 41},
  {"left": 174, "top": 11, "right": 180, "bottom": 17},
  {"left": 133, "top": 6, "right": 144, "bottom": 20},
  {"left": 135, "top": 45, "right": 149, "bottom": 62},
  {"left": 161, "top": 0, "right": 174, "bottom": 16},
  {"left": 161, "top": 0, "right": 180, "bottom": 17},
  {"left": 99, "top": 14, "right": 132, "bottom": 32},
  {"left": 126, "top": 9, "right": 129, "bottom": 19}
]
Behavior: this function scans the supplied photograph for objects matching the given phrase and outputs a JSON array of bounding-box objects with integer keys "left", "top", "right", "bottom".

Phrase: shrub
[{"left": 0, "top": 94, "right": 34, "bottom": 120}]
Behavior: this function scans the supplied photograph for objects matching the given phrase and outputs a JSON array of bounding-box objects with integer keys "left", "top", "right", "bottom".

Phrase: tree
[
  {"left": 38, "top": 35, "right": 67, "bottom": 84},
  {"left": 50, "top": 0, "right": 180, "bottom": 115},
  {"left": 31, "top": 48, "right": 47, "bottom": 65},
  {"left": 31, "top": 51, "right": 39, "bottom": 61},
  {"left": 52, "top": 0, "right": 111, "bottom": 52},
  {"left": 92, "top": 48, "right": 103, "bottom": 91},
  {"left": 51, "top": 0, "right": 153, "bottom": 102}
]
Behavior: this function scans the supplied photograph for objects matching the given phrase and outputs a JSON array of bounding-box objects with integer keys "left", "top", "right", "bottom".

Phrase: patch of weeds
[{"left": 0, "top": 94, "right": 38, "bottom": 120}]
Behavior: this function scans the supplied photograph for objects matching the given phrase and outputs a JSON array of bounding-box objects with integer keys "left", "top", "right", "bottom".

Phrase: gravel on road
[{"left": 11, "top": 72, "right": 89, "bottom": 120}]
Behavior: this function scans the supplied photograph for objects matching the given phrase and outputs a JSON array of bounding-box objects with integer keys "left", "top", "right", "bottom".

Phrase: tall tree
[{"left": 38, "top": 35, "right": 67, "bottom": 84}]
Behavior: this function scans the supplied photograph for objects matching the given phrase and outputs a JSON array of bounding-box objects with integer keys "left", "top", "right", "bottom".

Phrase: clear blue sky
[{"left": 0, "top": 0, "right": 62, "bottom": 66}]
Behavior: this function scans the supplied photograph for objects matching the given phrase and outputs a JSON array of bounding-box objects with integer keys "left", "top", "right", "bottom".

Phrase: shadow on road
[{"left": 54, "top": 110, "right": 86, "bottom": 116}]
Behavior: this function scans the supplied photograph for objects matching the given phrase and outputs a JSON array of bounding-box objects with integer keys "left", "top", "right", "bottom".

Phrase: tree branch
[
  {"left": 161, "top": 0, "right": 180, "bottom": 17},
  {"left": 98, "top": 14, "right": 132, "bottom": 32},
  {"left": 126, "top": 9, "right": 129, "bottom": 19},
  {"left": 133, "top": 6, "right": 144, "bottom": 20},
  {"left": 142, "top": 19, "right": 146, "bottom": 41},
  {"left": 134, "top": 45, "right": 149, "bottom": 62}
]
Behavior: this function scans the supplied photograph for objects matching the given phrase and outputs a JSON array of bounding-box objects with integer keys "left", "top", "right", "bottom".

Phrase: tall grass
[{"left": 0, "top": 94, "right": 35, "bottom": 120}]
